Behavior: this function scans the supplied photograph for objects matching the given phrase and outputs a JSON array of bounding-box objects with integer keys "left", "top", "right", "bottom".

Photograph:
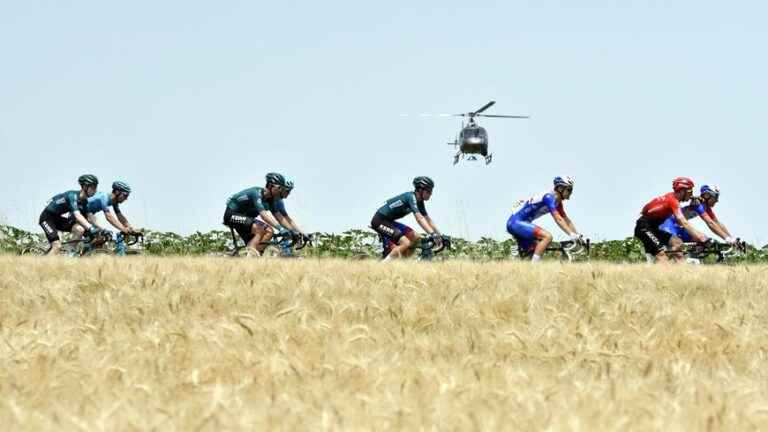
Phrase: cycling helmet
[
  {"left": 672, "top": 176, "right": 695, "bottom": 192},
  {"left": 112, "top": 181, "right": 131, "bottom": 194},
  {"left": 265, "top": 172, "right": 287, "bottom": 187},
  {"left": 78, "top": 174, "right": 99, "bottom": 187},
  {"left": 413, "top": 176, "right": 435, "bottom": 192},
  {"left": 553, "top": 176, "right": 575, "bottom": 188},
  {"left": 284, "top": 179, "right": 294, "bottom": 191},
  {"left": 701, "top": 184, "right": 720, "bottom": 198}
]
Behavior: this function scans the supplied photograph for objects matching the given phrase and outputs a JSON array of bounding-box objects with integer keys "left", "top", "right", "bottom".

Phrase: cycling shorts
[
  {"left": 371, "top": 213, "right": 414, "bottom": 256},
  {"left": 506, "top": 216, "right": 544, "bottom": 253},
  {"left": 223, "top": 208, "right": 268, "bottom": 244},
  {"left": 634, "top": 217, "right": 672, "bottom": 255},
  {"left": 39, "top": 210, "right": 76, "bottom": 243}
]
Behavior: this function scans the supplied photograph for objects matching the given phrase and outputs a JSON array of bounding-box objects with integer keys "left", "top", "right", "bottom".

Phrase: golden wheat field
[{"left": 1, "top": 257, "right": 768, "bottom": 431}]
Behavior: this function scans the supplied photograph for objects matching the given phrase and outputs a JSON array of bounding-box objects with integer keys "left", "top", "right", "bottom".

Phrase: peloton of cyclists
[
  {"left": 659, "top": 184, "right": 738, "bottom": 258},
  {"left": 506, "top": 176, "right": 586, "bottom": 262},
  {"left": 223, "top": 173, "right": 309, "bottom": 257},
  {"left": 634, "top": 177, "right": 710, "bottom": 263},
  {"left": 39, "top": 174, "right": 104, "bottom": 255},
  {"left": 83, "top": 181, "right": 140, "bottom": 236},
  {"left": 372, "top": 176, "right": 443, "bottom": 261}
]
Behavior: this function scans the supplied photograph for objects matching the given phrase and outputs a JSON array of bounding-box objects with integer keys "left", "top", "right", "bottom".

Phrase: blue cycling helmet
[
  {"left": 553, "top": 175, "right": 574, "bottom": 188},
  {"left": 700, "top": 184, "right": 720, "bottom": 198},
  {"left": 112, "top": 181, "right": 131, "bottom": 194}
]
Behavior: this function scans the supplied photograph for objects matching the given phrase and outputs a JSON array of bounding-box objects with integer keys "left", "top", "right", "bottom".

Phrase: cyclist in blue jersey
[
  {"left": 371, "top": 176, "right": 443, "bottom": 261},
  {"left": 660, "top": 185, "right": 737, "bottom": 256},
  {"left": 506, "top": 176, "right": 585, "bottom": 262},
  {"left": 83, "top": 181, "right": 139, "bottom": 235},
  {"left": 38, "top": 174, "right": 103, "bottom": 255},
  {"left": 223, "top": 173, "right": 298, "bottom": 256}
]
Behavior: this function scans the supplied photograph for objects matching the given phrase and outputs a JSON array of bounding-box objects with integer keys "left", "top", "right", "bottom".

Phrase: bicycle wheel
[
  {"left": 20, "top": 245, "right": 49, "bottom": 256},
  {"left": 83, "top": 248, "right": 114, "bottom": 257},
  {"left": 261, "top": 245, "right": 283, "bottom": 258}
]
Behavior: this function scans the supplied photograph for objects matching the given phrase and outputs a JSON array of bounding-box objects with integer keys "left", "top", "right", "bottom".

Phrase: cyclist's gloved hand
[
  {"left": 86, "top": 225, "right": 99, "bottom": 239},
  {"left": 277, "top": 226, "right": 291, "bottom": 238}
]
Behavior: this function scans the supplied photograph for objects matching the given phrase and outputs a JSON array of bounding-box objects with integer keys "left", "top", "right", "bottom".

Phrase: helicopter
[{"left": 446, "top": 101, "right": 529, "bottom": 165}]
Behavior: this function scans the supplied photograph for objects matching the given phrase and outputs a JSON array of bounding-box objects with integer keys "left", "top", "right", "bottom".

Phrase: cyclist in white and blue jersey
[{"left": 506, "top": 176, "right": 585, "bottom": 262}]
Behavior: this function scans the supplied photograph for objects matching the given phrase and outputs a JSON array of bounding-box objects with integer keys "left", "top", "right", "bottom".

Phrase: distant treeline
[{"left": 2, "top": 224, "right": 767, "bottom": 263}]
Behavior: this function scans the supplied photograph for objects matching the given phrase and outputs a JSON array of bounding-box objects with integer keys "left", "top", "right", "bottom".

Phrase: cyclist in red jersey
[{"left": 634, "top": 177, "right": 709, "bottom": 263}]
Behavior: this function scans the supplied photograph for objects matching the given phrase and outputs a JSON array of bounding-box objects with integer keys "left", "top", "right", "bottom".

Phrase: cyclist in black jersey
[
  {"left": 39, "top": 174, "right": 102, "bottom": 255},
  {"left": 224, "top": 173, "right": 298, "bottom": 256},
  {"left": 371, "top": 176, "right": 443, "bottom": 261}
]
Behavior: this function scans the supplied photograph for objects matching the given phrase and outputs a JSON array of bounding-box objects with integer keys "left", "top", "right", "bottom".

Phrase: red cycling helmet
[{"left": 672, "top": 176, "right": 695, "bottom": 192}]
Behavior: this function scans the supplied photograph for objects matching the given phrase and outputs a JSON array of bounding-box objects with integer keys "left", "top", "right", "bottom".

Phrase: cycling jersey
[
  {"left": 659, "top": 202, "right": 716, "bottom": 242},
  {"left": 84, "top": 192, "right": 122, "bottom": 215},
  {"left": 508, "top": 191, "right": 565, "bottom": 223},
  {"left": 505, "top": 191, "right": 565, "bottom": 254},
  {"left": 226, "top": 187, "right": 287, "bottom": 216},
  {"left": 376, "top": 192, "right": 427, "bottom": 221},
  {"left": 44, "top": 190, "right": 85, "bottom": 215},
  {"left": 640, "top": 192, "right": 680, "bottom": 224}
]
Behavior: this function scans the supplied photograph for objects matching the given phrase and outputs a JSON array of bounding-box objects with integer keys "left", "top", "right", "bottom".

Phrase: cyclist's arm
[
  {"left": 87, "top": 214, "right": 103, "bottom": 229},
  {"left": 258, "top": 210, "right": 284, "bottom": 230},
  {"left": 673, "top": 209, "right": 708, "bottom": 242},
  {"left": 699, "top": 212, "right": 728, "bottom": 240},
  {"left": 114, "top": 211, "right": 137, "bottom": 233},
  {"left": 551, "top": 211, "right": 577, "bottom": 236},
  {"left": 414, "top": 212, "right": 436, "bottom": 235},
  {"left": 104, "top": 210, "right": 131, "bottom": 233},
  {"left": 423, "top": 214, "right": 441, "bottom": 235},
  {"left": 276, "top": 213, "right": 304, "bottom": 234},
  {"left": 72, "top": 211, "right": 94, "bottom": 231},
  {"left": 561, "top": 214, "right": 581, "bottom": 236}
]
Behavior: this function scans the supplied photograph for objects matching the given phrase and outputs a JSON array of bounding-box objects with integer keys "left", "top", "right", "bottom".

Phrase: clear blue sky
[{"left": 1, "top": 1, "right": 766, "bottom": 243}]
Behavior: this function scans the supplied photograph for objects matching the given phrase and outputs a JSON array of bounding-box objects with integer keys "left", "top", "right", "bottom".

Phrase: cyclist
[
  {"left": 223, "top": 173, "right": 296, "bottom": 256},
  {"left": 38, "top": 174, "right": 102, "bottom": 255},
  {"left": 371, "top": 176, "right": 443, "bottom": 261},
  {"left": 660, "top": 184, "right": 738, "bottom": 255},
  {"left": 506, "top": 176, "right": 585, "bottom": 262},
  {"left": 634, "top": 177, "right": 709, "bottom": 263},
  {"left": 83, "top": 181, "right": 139, "bottom": 235}
]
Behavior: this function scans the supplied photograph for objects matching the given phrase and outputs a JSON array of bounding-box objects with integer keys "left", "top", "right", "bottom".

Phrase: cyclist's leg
[
  {"left": 250, "top": 221, "right": 272, "bottom": 253},
  {"left": 39, "top": 211, "right": 62, "bottom": 255},
  {"left": 396, "top": 222, "right": 417, "bottom": 258},
  {"left": 635, "top": 217, "right": 669, "bottom": 263},
  {"left": 508, "top": 219, "right": 549, "bottom": 261},
  {"left": 371, "top": 214, "right": 410, "bottom": 259},
  {"left": 224, "top": 209, "right": 261, "bottom": 254}
]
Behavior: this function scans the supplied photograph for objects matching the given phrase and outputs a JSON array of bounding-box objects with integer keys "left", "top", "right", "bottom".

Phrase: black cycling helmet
[
  {"left": 265, "top": 172, "right": 287, "bottom": 187},
  {"left": 284, "top": 179, "right": 294, "bottom": 191},
  {"left": 112, "top": 180, "right": 131, "bottom": 194},
  {"left": 78, "top": 174, "right": 99, "bottom": 187},
  {"left": 413, "top": 176, "right": 435, "bottom": 192}
]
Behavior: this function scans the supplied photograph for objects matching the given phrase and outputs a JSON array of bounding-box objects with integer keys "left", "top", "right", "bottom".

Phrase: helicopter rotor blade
[
  {"left": 476, "top": 114, "right": 530, "bottom": 119},
  {"left": 473, "top": 101, "right": 496, "bottom": 115},
  {"left": 399, "top": 114, "right": 453, "bottom": 117}
]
